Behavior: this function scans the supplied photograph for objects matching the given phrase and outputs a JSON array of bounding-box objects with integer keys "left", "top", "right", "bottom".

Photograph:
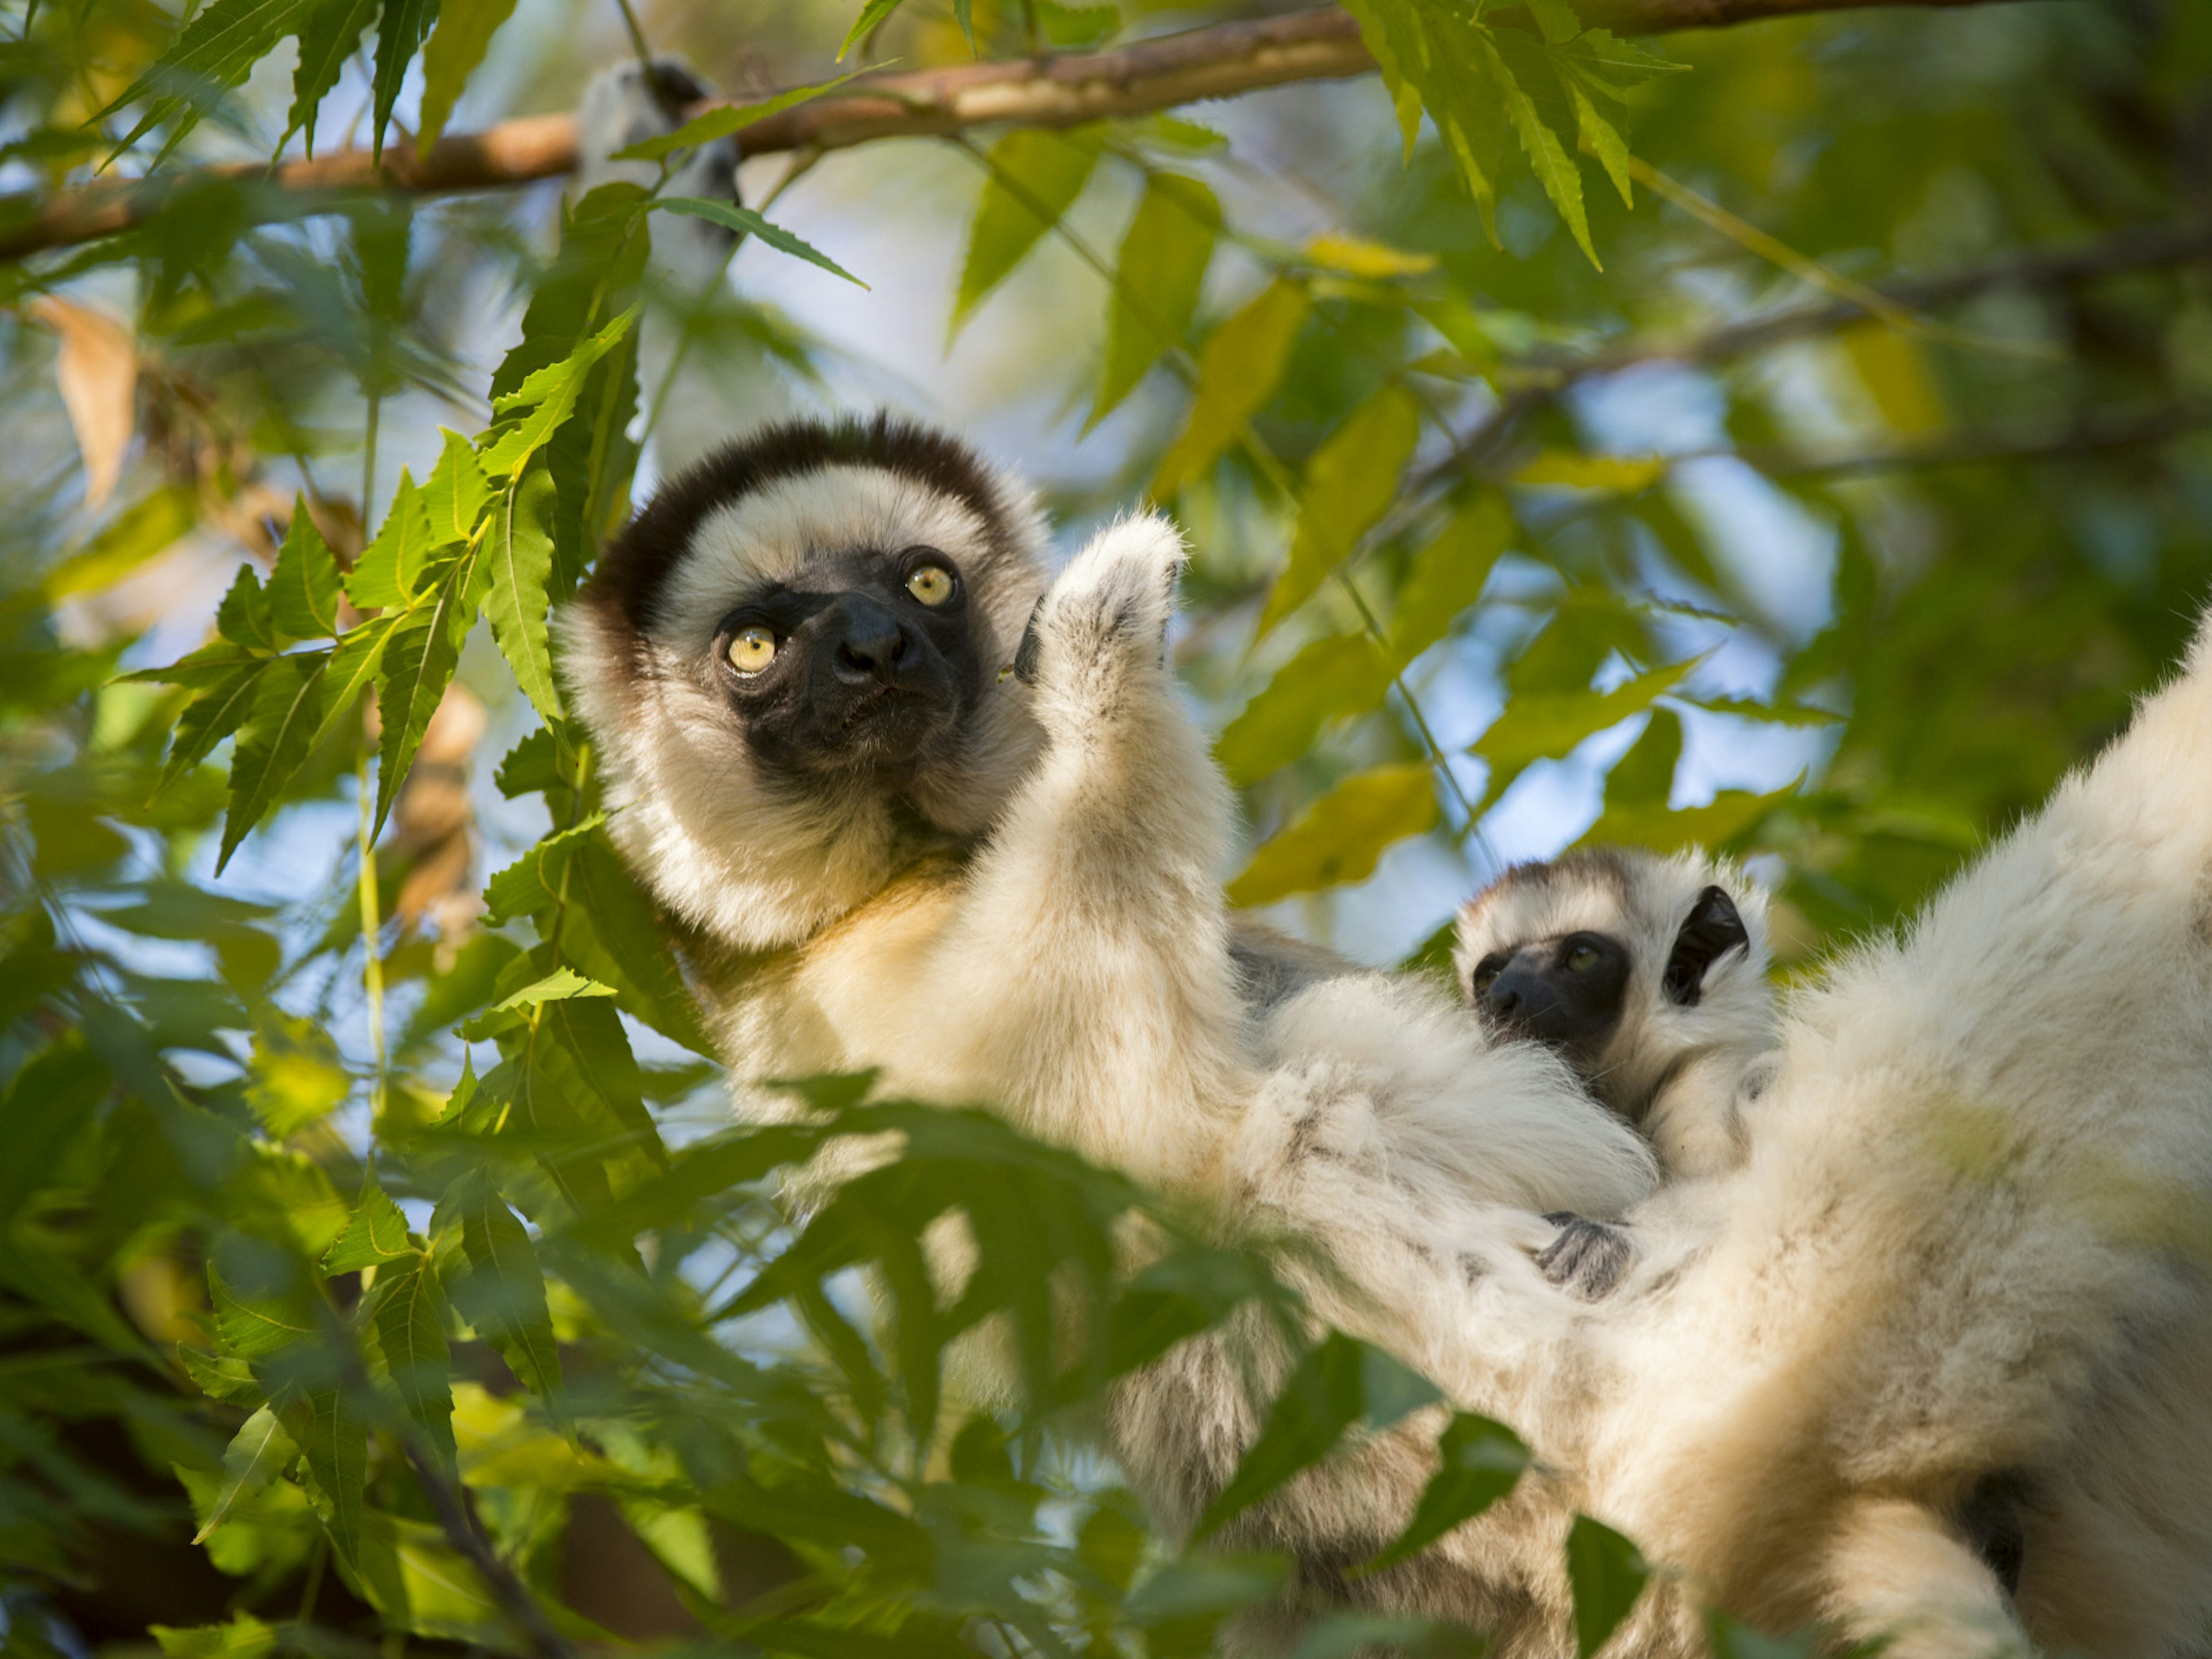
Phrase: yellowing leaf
[
  {"left": 1216, "top": 632, "right": 1395, "bottom": 787},
  {"left": 1303, "top": 232, "right": 1436, "bottom": 279},
  {"left": 1228, "top": 763, "right": 1440, "bottom": 907},
  {"left": 1515, "top": 450, "right": 1667, "bottom": 491},
  {"left": 28, "top": 297, "right": 137, "bottom": 511},
  {"left": 1471, "top": 661, "right": 1694, "bottom": 808},
  {"left": 1091, "top": 172, "right": 1219, "bottom": 427},
  {"left": 1390, "top": 495, "right": 1514, "bottom": 662},
  {"left": 1843, "top": 320, "right": 1949, "bottom": 436},
  {"left": 953, "top": 128, "right": 1100, "bottom": 334},
  {"left": 1152, "top": 278, "right": 1309, "bottom": 498},
  {"left": 1257, "top": 382, "right": 1422, "bottom": 638}
]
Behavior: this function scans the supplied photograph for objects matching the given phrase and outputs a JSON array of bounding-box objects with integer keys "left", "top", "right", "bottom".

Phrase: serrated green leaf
[
  {"left": 440, "top": 1174, "right": 563, "bottom": 1407},
  {"left": 1390, "top": 495, "right": 1514, "bottom": 662},
  {"left": 0, "top": 1037, "right": 104, "bottom": 1228},
  {"left": 1566, "top": 77, "right": 1634, "bottom": 208},
  {"left": 104, "top": 0, "right": 315, "bottom": 152},
  {"left": 1472, "top": 661, "right": 1695, "bottom": 808},
  {"left": 324, "top": 1177, "right": 416, "bottom": 1274},
  {"left": 1527, "top": 0, "right": 1582, "bottom": 44},
  {"left": 268, "top": 497, "right": 342, "bottom": 639},
  {"left": 422, "top": 429, "right": 492, "bottom": 545},
  {"left": 347, "top": 470, "right": 442, "bottom": 609},
  {"left": 308, "top": 617, "right": 391, "bottom": 750},
  {"left": 654, "top": 197, "right": 867, "bottom": 287},
  {"left": 368, "top": 1260, "right": 456, "bottom": 1478},
  {"left": 182, "top": 1349, "right": 265, "bottom": 1404},
  {"left": 482, "top": 463, "right": 560, "bottom": 722},
  {"left": 496, "top": 966, "right": 617, "bottom": 1012},
  {"left": 1091, "top": 171, "right": 1218, "bottom": 427},
  {"left": 1360, "top": 1412, "right": 1529, "bottom": 1574},
  {"left": 209, "top": 1266, "right": 316, "bottom": 1361},
  {"left": 480, "top": 306, "right": 639, "bottom": 478},
  {"left": 1567, "top": 1514, "right": 1648, "bottom": 1657},
  {"left": 1558, "top": 28, "right": 1688, "bottom": 79},
  {"left": 1194, "top": 1333, "right": 1439, "bottom": 1540},
  {"left": 836, "top": 0, "right": 908, "bottom": 59},
  {"left": 1217, "top": 633, "right": 1395, "bottom": 787},
  {"left": 191, "top": 1407, "right": 298, "bottom": 1545},
  {"left": 1228, "top": 762, "right": 1440, "bottom": 907},
  {"left": 286, "top": 0, "right": 378, "bottom": 153},
  {"left": 615, "top": 69, "right": 862, "bottom": 162},
  {"left": 954, "top": 128, "right": 1101, "bottom": 334},
  {"left": 1260, "top": 382, "right": 1423, "bottom": 638},
  {"left": 1482, "top": 33, "right": 1599, "bottom": 268},
  {"left": 414, "top": 0, "right": 518, "bottom": 150},
  {"left": 282, "top": 1381, "right": 367, "bottom": 1569},
  {"left": 215, "top": 564, "right": 278, "bottom": 652},
  {"left": 152, "top": 1614, "right": 279, "bottom": 1659},
  {"left": 369, "top": 0, "right": 434, "bottom": 162},
  {"left": 159, "top": 661, "right": 264, "bottom": 793},
  {"left": 1152, "top": 278, "right": 1310, "bottom": 498},
  {"left": 372, "top": 550, "right": 480, "bottom": 836},
  {"left": 218, "top": 652, "right": 327, "bottom": 873}
]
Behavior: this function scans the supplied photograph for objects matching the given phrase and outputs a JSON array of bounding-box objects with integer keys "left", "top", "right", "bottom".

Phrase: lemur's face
[
  {"left": 707, "top": 541, "right": 984, "bottom": 789},
  {"left": 1465, "top": 929, "right": 1634, "bottom": 1068}
]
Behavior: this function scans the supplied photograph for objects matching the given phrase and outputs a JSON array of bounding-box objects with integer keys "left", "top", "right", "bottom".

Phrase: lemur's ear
[{"left": 1662, "top": 885, "right": 1748, "bottom": 1007}]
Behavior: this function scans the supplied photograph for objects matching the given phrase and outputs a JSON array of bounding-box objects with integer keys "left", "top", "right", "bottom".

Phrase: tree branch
[{"left": 0, "top": 0, "right": 2033, "bottom": 263}]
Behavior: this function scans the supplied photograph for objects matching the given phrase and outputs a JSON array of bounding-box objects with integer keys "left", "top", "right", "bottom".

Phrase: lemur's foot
[
  {"left": 1014, "top": 513, "right": 1184, "bottom": 696},
  {"left": 1535, "top": 1212, "right": 1633, "bottom": 1300}
]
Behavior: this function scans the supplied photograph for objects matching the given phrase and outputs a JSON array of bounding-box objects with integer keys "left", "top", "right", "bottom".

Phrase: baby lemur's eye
[
  {"left": 727, "top": 626, "right": 778, "bottom": 676},
  {"left": 1565, "top": 942, "right": 1601, "bottom": 972},
  {"left": 905, "top": 563, "right": 956, "bottom": 607},
  {"left": 1471, "top": 955, "right": 1506, "bottom": 992}
]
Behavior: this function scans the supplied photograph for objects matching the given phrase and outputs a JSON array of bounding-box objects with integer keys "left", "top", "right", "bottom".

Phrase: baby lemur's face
[{"left": 1455, "top": 849, "right": 1772, "bottom": 1123}]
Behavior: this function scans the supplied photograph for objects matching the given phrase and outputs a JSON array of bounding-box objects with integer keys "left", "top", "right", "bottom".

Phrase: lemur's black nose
[
  {"left": 828, "top": 596, "right": 912, "bottom": 684},
  {"left": 1485, "top": 965, "right": 1552, "bottom": 1027}
]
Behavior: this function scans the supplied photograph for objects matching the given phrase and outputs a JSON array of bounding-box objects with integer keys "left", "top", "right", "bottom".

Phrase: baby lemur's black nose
[
  {"left": 1484, "top": 964, "right": 1554, "bottom": 1027},
  {"left": 828, "top": 596, "right": 912, "bottom": 684}
]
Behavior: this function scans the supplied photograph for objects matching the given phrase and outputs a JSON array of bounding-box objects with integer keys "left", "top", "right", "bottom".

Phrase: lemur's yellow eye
[
  {"left": 905, "top": 565, "right": 955, "bottom": 607},
  {"left": 727, "top": 626, "right": 777, "bottom": 676},
  {"left": 1566, "top": 944, "right": 1600, "bottom": 972}
]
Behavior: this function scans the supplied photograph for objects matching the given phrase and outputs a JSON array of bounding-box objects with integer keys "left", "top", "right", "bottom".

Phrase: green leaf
[
  {"left": 369, "top": 0, "right": 435, "bottom": 162},
  {"left": 245, "top": 1014, "right": 350, "bottom": 1137},
  {"left": 191, "top": 1407, "right": 298, "bottom": 1545},
  {"left": 308, "top": 617, "right": 392, "bottom": 750},
  {"left": 1258, "top": 382, "right": 1423, "bottom": 638},
  {"left": 0, "top": 1038, "right": 103, "bottom": 1227},
  {"left": 480, "top": 306, "right": 640, "bottom": 479},
  {"left": 1480, "top": 33, "right": 1599, "bottom": 269},
  {"left": 1091, "top": 172, "right": 1218, "bottom": 427},
  {"left": 1152, "top": 278, "right": 1310, "bottom": 498},
  {"left": 282, "top": 1381, "right": 368, "bottom": 1569},
  {"left": 182, "top": 1349, "right": 265, "bottom": 1405},
  {"left": 1194, "top": 1333, "right": 1439, "bottom": 1540},
  {"left": 1471, "top": 661, "right": 1695, "bottom": 808},
  {"left": 1565, "top": 76, "right": 1634, "bottom": 208},
  {"left": 1360, "top": 1412, "right": 1529, "bottom": 1574},
  {"left": 218, "top": 652, "right": 327, "bottom": 873},
  {"left": 423, "top": 429, "right": 493, "bottom": 545},
  {"left": 615, "top": 69, "right": 863, "bottom": 162},
  {"left": 1217, "top": 633, "right": 1395, "bottom": 787},
  {"left": 439, "top": 1174, "right": 563, "bottom": 1407},
  {"left": 1389, "top": 496, "right": 1514, "bottom": 662},
  {"left": 104, "top": 0, "right": 315, "bottom": 151},
  {"left": 654, "top": 198, "right": 868, "bottom": 287},
  {"left": 324, "top": 1176, "right": 416, "bottom": 1274},
  {"left": 837, "top": 0, "right": 908, "bottom": 59},
  {"left": 1516, "top": 450, "right": 1666, "bottom": 491},
  {"left": 347, "top": 470, "right": 442, "bottom": 609},
  {"left": 157, "top": 665, "right": 263, "bottom": 793},
  {"left": 414, "top": 0, "right": 519, "bottom": 150},
  {"left": 209, "top": 1266, "right": 316, "bottom": 1361},
  {"left": 1527, "top": 0, "right": 1583, "bottom": 44},
  {"left": 1228, "top": 762, "right": 1440, "bottom": 907},
  {"left": 479, "top": 462, "right": 562, "bottom": 722},
  {"left": 216, "top": 564, "right": 279, "bottom": 652},
  {"left": 45, "top": 486, "right": 196, "bottom": 600},
  {"left": 152, "top": 1615, "right": 278, "bottom": 1659},
  {"left": 372, "top": 550, "right": 481, "bottom": 835},
  {"left": 953, "top": 128, "right": 1102, "bottom": 334},
  {"left": 1567, "top": 1514, "right": 1648, "bottom": 1657},
  {"left": 268, "top": 496, "right": 342, "bottom": 639},
  {"left": 286, "top": 0, "right": 378, "bottom": 153},
  {"left": 367, "top": 1260, "right": 457, "bottom": 1478},
  {"left": 1599, "top": 703, "right": 1682, "bottom": 808}
]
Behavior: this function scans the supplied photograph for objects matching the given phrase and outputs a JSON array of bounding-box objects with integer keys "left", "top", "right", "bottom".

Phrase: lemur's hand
[
  {"left": 1535, "top": 1212, "right": 1633, "bottom": 1300},
  {"left": 1014, "top": 514, "right": 1184, "bottom": 704}
]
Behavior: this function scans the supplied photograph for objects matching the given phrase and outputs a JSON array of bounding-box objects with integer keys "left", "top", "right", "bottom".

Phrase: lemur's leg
[
  {"left": 1820, "top": 1498, "right": 2030, "bottom": 1659},
  {"left": 908, "top": 514, "right": 1253, "bottom": 1185}
]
